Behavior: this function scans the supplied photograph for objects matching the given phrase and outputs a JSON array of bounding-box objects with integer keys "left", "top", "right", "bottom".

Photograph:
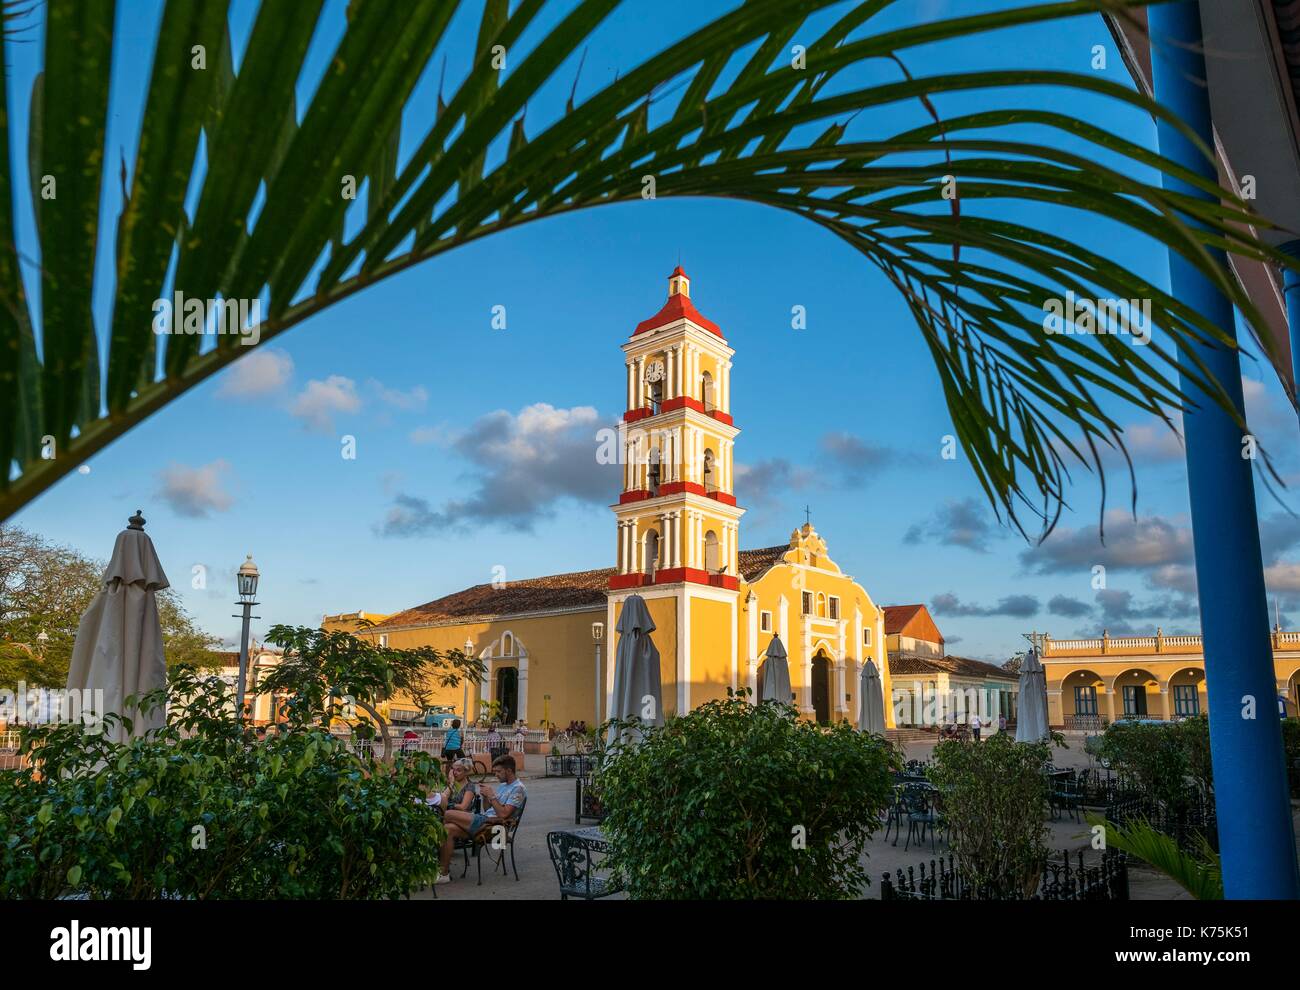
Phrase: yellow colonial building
[
  {"left": 325, "top": 270, "right": 894, "bottom": 730},
  {"left": 1041, "top": 629, "right": 1300, "bottom": 727}
]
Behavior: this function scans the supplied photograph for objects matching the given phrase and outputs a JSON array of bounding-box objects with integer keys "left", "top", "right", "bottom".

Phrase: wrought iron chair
[
  {"left": 901, "top": 784, "right": 939, "bottom": 853},
  {"left": 546, "top": 830, "right": 623, "bottom": 900},
  {"left": 455, "top": 795, "right": 526, "bottom": 884}
]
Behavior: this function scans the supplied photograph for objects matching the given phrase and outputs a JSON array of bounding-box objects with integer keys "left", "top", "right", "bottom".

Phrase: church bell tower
[{"left": 609, "top": 267, "right": 743, "bottom": 590}]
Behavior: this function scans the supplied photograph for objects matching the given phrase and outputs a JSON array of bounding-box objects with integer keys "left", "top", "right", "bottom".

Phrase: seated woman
[{"left": 437, "top": 757, "right": 476, "bottom": 814}]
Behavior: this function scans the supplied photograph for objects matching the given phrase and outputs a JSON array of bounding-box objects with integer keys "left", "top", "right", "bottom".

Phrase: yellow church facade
[{"left": 326, "top": 270, "right": 894, "bottom": 730}]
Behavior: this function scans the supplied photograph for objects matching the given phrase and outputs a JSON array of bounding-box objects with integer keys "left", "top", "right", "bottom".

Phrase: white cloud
[
  {"left": 290, "top": 375, "right": 362, "bottom": 432},
  {"left": 370, "top": 379, "right": 428, "bottom": 411},
  {"left": 217, "top": 348, "right": 294, "bottom": 398},
  {"left": 379, "top": 403, "right": 614, "bottom": 536},
  {"left": 157, "top": 460, "right": 235, "bottom": 518}
]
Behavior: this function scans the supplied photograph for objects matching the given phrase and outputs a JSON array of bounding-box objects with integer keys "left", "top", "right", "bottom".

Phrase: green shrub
[
  {"left": 928, "top": 734, "right": 1050, "bottom": 897},
  {"left": 1098, "top": 720, "right": 1194, "bottom": 811},
  {"left": 1, "top": 665, "right": 446, "bottom": 899},
  {"left": 596, "top": 692, "right": 897, "bottom": 899},
  {"left": 1282, "top": 718, "right": 1300, "bottom": 798}
]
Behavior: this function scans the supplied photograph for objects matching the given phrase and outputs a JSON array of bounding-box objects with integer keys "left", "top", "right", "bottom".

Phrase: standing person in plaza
[
  {"left": 444, "top": 718, "right": 464, "bottom": 766},
  {"left": 970, "top": 713, "right": 982, "bottom": 742},
  {"left": 998, "top": 713, "right": 1007, "bottom": 734},
  {"left": 486, "top": 723, "right": 505, "bottom": 762}
]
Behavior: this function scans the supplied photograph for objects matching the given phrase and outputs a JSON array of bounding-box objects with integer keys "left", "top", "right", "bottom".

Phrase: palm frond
[
  {"left": 1, "top": 0, "right": 1296, "bottom": 532},
  {"left": 1087, "top": 813, "right": 1223, "bottom": 899}
]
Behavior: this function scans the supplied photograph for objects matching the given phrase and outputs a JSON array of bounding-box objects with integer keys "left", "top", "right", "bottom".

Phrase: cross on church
[{"left": 804, "top": 505, "right": 812, "bottom": 526}]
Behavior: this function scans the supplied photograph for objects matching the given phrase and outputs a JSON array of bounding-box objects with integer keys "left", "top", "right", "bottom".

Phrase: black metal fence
[
  {"left": 880, "top": 849, "right": 1129, "bottom": 901},
  {"left": 545, "top": 753, "right": 597, "bottom": 777},
  {"left": 1105, "top": 791, "right": 1219, "bottom": 853}
]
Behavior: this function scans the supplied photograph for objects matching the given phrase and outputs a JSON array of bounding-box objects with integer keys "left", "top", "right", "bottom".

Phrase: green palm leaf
[
  {"left": 1, "top": 0, "right": 1296, "bottom": 531},
  {"left": 1087, "top": 813, "right": 1222, "bottom": 899}
]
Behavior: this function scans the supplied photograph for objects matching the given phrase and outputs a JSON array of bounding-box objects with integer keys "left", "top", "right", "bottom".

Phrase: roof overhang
[{"left": 1106, "top": 3, "right": 1298, "bottom": 406}]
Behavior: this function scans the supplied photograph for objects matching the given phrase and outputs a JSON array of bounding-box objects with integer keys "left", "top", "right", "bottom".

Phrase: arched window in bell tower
[
  {"left": 644, "top": 529, "right": 660, "bottom": 577},
  {"left": 648, "top": 446, "right": 661, "bottom": 496},
  {"left": 704, "top": 529, "right": 719, "bottom": 572},
  {"left": 649, "top": 379, "right": 663, "bottom": 415},
  {"left": 703, "top": 448, "right": 716, "bottom": 493},
  {"left": 701, "top": 370, "right": 715, "bottom": 411}
]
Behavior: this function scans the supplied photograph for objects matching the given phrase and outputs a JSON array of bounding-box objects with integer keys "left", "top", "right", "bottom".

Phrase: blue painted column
[
  {"left": 1149, "top": 2, "right": 1300, "bottom": 899},
  {"left": 1281, "top": 240, "right": 1300, "bottom": 403}
]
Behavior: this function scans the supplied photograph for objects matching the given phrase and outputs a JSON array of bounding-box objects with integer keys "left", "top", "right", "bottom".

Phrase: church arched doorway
[
  {"left": 495, "top": 667, "right": 518, "bottom": 725},
  {"left": 811, "top": 652, "right": 832, "bottom": 723}
]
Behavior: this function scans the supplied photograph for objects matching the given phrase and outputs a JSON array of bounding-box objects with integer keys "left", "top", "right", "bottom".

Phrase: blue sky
[{"left": 8, "top": 0, "right": 1300, "bottom": 660}]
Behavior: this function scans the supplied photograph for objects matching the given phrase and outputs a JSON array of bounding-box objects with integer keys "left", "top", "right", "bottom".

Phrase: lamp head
[{"left": 237, "top": 554, "right": 260, "bottom": 602}]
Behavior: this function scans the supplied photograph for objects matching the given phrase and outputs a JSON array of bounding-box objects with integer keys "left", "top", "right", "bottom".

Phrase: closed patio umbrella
[
  {"left": 606, "top": 595, "right": 663, "bottom": 747},
  {"left": 65, "top": 510, "right": 170, "bottom": 743},
  {"left": 1015, "top": 647, "right": 1050, "bottom": 743},
  {"left": 757, "top": 634, "right": 793, "bottom": 705},
  {"left": 858, "top": 658, "right": 886, "bottom": 734}
]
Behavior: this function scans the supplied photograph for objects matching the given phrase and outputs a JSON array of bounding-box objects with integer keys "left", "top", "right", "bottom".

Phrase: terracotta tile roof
[
  {"left": 372, "top": 567, "right": 616, "bottom": 629},
  {"left": 883, "top": 604, "right": 924, "bottom": 635},
  {"left": 887, "top": 654, "right": 942, "bottom": 676},
  {"left": 371, "top": 546, "right": 792, "bottom": 630},
  {"left": 942, "top": 655, "right": 1020, "bottom": 681},
  {"left": 737, "top": 545, "right": 788, "bottom": 581},
  {"left": 887, "top": 653, "right": 1020, "bottom": 681}
]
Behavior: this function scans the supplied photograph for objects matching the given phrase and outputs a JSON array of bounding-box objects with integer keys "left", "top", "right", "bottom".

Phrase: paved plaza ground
[{"left": 417, "top": 733, "right": 1294, "bottom": 901}]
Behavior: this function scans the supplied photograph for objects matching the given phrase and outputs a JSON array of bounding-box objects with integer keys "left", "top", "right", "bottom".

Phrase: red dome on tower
[{"left": 633, "top": 267, "right": 723, "bottom": 338}]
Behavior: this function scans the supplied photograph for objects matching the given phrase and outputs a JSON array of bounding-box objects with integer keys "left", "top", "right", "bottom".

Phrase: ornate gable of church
[{"left": 780, "top": 523, "right": 842, "bottom": 574}]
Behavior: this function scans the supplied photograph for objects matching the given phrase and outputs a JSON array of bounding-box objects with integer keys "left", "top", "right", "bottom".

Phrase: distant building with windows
[
  {"left": 1040, "top": 629, "right": 1300, "bottom": 727},
  {"left": 883, "top": 603, "right": 1018, "bottom": 726}
]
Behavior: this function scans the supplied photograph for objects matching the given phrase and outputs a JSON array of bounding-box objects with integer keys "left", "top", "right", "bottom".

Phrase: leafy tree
[
  {"left": 597, "top": 692, "right": 897, "bottom": 899},
  {"left": 1098, "top": 719, "right": 1195, "bottom": 812},
  {"left": 0, "top": 524, "right": 220, "bottom": 687},
  {"left": 0, "top": 665, "right": 446, "bottom": 898},
  {"left": 2, "top": 1, "right": 1296, "bottom": 539},
  {"left": 928, "top": 733, "right": 1051, "bottom": 898},
  {"left": 257, "top": 624, "right": 484, "bottom": 746}
]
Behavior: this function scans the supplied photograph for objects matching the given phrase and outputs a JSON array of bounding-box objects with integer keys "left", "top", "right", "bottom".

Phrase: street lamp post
[
  {"left": 592, "top": 621, "right": 604, "bottom": 726},
  {"left": 463, "top": 638, "right": 474, "bottom": 726},
  {"left": 233, "top": 555, "right": 260, "bottom": 721}
]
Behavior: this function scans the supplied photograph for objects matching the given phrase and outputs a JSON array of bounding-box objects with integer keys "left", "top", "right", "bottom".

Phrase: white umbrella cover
[
  {"left": 65, "top": 510, "right": 170, "bottom": 742},
  {"left": 1015, "top": 647, "right": 1050, "bottom": 743},
  {"left": 606, "top": 595, "right": 663, "bottom": 747},
  {"left": 857, "top": 658, "right": 887, "bottom": 734},
  {"left": 757, "top": 634, "right": 793, "bottom": 705}
]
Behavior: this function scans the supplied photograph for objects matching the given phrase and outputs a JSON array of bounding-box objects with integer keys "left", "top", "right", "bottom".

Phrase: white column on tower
[
  {"left": 665, "top": 347, "right": 675, "bottom": 401},
  {"left": 626, "top": 362, "right": 634, "bottom": 410},
  {"left": 631, "top": 517, "right": 640, "bottom": 573},
  {"left": 634, "top": 356, "right": 645, "bottom": 409},
  {"left": 722, "top": 360, "right": 731, "bottom": 413},
  {"left": 618, "top": 521, "right": 627, "bottom": 573},
  {"left": 671, "top": 511, "right": 681, "bottom": 568}
]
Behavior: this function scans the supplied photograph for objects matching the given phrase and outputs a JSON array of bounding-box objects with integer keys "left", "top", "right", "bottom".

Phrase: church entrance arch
[
  {"left": 812, "top": 652, "right": 832, "bottom": 723},
  {"left": 495, "top": 666, "right": 518, "bottom": 725}
]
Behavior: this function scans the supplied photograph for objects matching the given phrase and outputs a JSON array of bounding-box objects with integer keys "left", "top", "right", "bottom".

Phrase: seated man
[{"left": 436, "top": 754, "right": 527, "bottom": 884}]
